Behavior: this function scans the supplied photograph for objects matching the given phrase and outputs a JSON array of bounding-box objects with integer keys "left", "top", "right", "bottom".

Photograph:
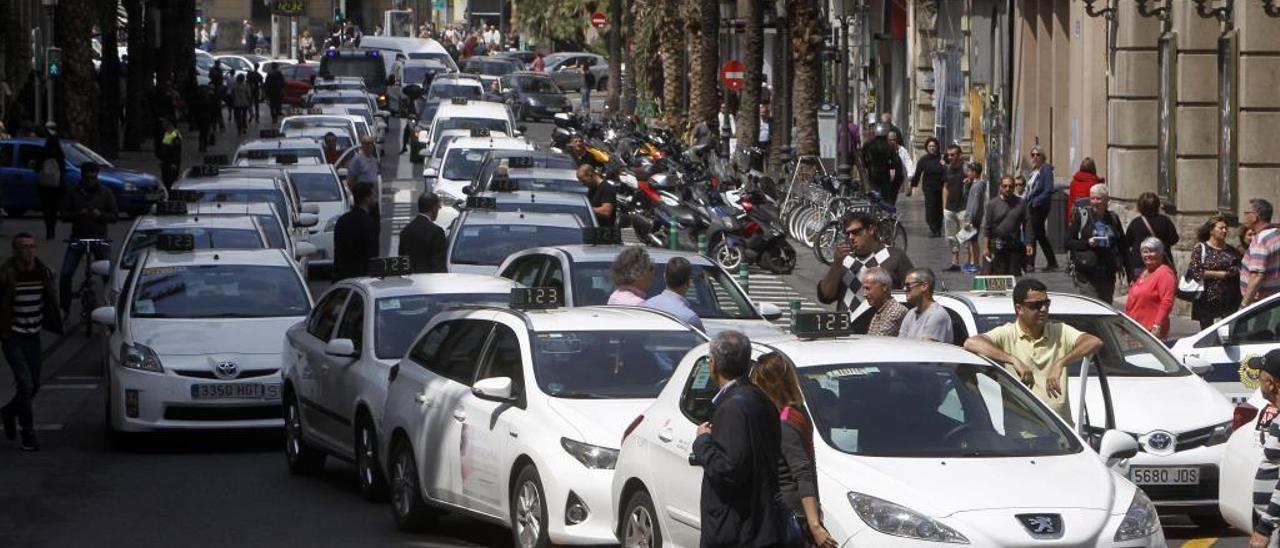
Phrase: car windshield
[
  {"left": 516, "top": 77, "right": 560, "bottom": 93},
  {"left": 432, "top": 136, "right": 461, "bottom": 159},
  {"left": 492, "top": 200, "right": 592, "bottom": 227},
  {"left": 318, "top": 57, "right": 387, "bottom": 89},
  {"left": 290, "top": 172, "right": 343, "bottom": 202},
  {"left": 443, "top": 148, "right": 495, "bottom": 180},
  {"left": 465, "top": 60, "right": 516, "bottom": 76},
  {"left": 533, "top": 330, "right": 702, "bottom": 398},
  {"left": 183, "top": 188, "right": 289, "bottom": 223},
  {"left": 63, "top": 142, "right": 112, "bottom": 167},
  {"left": 196, "top": 56, "right": 214, "bottom": 71},
  {"left": 252, "top": 214, "right": 287, "bottom": 248},
  {"left": 132, "top": 265, "right": 310, "bottom": 318},
  {"left": 407, "top": 52, "right": 456, "bottom": 69},
  {"left": 374, "top": 293, "right": 507, "bottom": 359},
  {"left": 572, "top": 262, "right": 760, "bottom": 320},
  {"left": 974, "top": 314, "right": 1189, "bottom": 377},
  {"left": 402, "top": 66, "right": 443, "bottom": 84},
  {"left": 798, "top": 361, "right": 1082, "bottom": 457},
  {"left": 282, "top": 118, "right": 352, "bottom": 132},
  {"left": 451, "top": 224, "right": 583, "bottom": 266},
  {"left": 436, "top": 117, "right": 509, "bottom": 135},
  {"left": 489, "top": 175, "right": 583, "bottom": 194},
  {"left": 122, "top": 228, "right": 264, "bottom": 268},
  {"left": 311, "top": 95, "right": 367, "bottom": 107},
  {"left": 426, "top": 83, "right": 483, "bottom": 102}
]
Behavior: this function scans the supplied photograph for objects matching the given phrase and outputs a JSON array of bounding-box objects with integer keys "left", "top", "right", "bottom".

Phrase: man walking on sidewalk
[
  {"left": 1241, "top": 198, "right": 1280, "bottom": 307},
  {"left": 1023, "top": 146, "right": 1059, "bottom": 272},
  {"left": 940, "top": 145, "right": 966, "bottom": 272},
  {"left": 0, "top": 233, "right": 63, "bottom": 451}
]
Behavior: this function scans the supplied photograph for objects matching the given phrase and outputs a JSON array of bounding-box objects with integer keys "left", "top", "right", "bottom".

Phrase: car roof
[
  {"left": 524, "top": 245, "right": 716, "bottom": 266},
  {"left": 281, "top": 115, "right": 357, "bottom": 124},
  {"left": 766, "top": 336, "right": 990, "bottom": 368},
  {"left": 174, "top": 178, "right": 282, "bottom": 190},
  {"left": 488, "top": 191, "right": 588, "bottom": 205},
  {"left": 134, "top": 215, "right": 259, "bottom": 230},
  {"left": 183, "top": 201, "right": 279, "bottom": 216},
  {"left": 938, "top": 291, "right": 1116, "bottom": 316},
  {"left": 237, "top": 138, "right": 325, "bottom": 150},
  {"left": 141, "top": 248, "right": 293, "bottom": 268},
  {"left": 344, "top": 273, "right": 520, "bottom": 298},
  {"left": 445, "top": 136, "right": 531, "bottom": 151},
  {"left": 508, "top": 305, "right": 698, "bottom": 333},
  {"left": 458, "top": 210, "right": 581, "bottom": 227},
  {"left": 282, "top": 164, "right": 339, "bottom": 175},
  {"left": 434, "top": 101, "right": 510, "bottom": 119}
]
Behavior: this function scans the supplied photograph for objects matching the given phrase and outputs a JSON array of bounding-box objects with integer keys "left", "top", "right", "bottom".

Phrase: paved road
[{"left": 0, "top": 100, "right": 1246, "bottom": 547}]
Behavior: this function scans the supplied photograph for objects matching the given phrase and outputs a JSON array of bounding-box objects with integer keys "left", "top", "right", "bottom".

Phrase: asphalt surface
[{"left": 0, "top": 97, "right": 1246, "bottom": 547}]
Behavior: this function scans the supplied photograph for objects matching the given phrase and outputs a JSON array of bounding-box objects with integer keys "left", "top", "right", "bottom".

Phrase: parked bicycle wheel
[
  {"left": 877, "top": 219, "right": 908, "bottom": 251},
  {"left": 813, "top": 220, "right": 842, "bottom": 265}
]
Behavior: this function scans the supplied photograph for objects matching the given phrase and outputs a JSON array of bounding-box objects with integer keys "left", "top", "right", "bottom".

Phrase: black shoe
[
  {"left": 1043, "top": 265, "right": 1059, "bottom": 273},
  {"left": 945, "top": 263, "right": 962, "bottom": 272},
  {"left": 19, "top": 431, "right": 37, "bottom": 451},
  {"left": 2, "top": 409, "right": 14, "bottom": 441}
]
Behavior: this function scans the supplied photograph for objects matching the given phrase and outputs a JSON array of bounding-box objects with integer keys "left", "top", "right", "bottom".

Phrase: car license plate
[
  {"left": 190, "top": 383, "right": 281, "bottom": 400},
  {"left": 1129, "top": 466, "right": 1199, "bottom": 485}
]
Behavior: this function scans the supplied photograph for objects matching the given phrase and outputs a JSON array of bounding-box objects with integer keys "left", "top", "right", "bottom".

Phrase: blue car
[{"left": 0, "top": 138, "right": 166, "bottom": 217}]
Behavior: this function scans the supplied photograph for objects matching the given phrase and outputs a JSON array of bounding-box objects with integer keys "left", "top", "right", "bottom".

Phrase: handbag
[
  {"left": 38, "top": 158, "right": 60, "bottom": 188},
  {"left": 1176, "top": 243, "right": 1206, "bottom": 302}
]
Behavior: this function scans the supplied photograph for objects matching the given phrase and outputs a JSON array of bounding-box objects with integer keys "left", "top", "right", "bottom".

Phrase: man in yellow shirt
[{"left": 963, "top": 278, "right": 1102, "bottom": 422}]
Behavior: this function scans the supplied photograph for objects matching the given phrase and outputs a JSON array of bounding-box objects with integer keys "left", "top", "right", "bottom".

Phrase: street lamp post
[
  {"left": 1259, "top": 0, "right": 1280, "bottom": 16},
  {"left": 832, "top": 15, "right": 853, "bottom": 186},
  {"left": 1082, "top": 0, "right": 1117, "bottom": 20}
]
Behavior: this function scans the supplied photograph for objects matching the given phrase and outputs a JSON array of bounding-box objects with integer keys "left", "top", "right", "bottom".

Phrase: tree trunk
[
  {"left": 768, "top": 5, "right": 791, "bottom": 174},
  {"left": 790, "top": 0, "right": 821, "bottom": 180},
  {"left": 169, "top": 0, "right": 196, "bottom": 121},
  {"left": 734, "top": 0, "right": 763, "bottom": 150},
  {"left": 56, "top": 0, "right": 98, "bottom": 144},
  {"left": 656, "top": 0, "right": 684, "bottom": 131},
  {"left": 604, "top": 0, "right": 621, "bottom": 116},
  {"left": 98, "top": 0, "right": 121, "bottom": 158},
  {"left": 619, "top": 0, "right": 635, "bottom": 117},
  {"left": 1, "top": 1, "right": 33, "bottom": 131},
  {"left": 691, "top": 0, "right": 718, "bottom": 133},
  {"left": 123, "top": 0, "right": 151, "bottom": 150}
]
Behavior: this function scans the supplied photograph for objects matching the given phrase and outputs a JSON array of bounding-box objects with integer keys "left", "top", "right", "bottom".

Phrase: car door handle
[
  {"left": 452, "top": 409, "right": 466, "bottom": 422},
  {"left": 657, "top": 428, "right": 673, "bottom": 442}
]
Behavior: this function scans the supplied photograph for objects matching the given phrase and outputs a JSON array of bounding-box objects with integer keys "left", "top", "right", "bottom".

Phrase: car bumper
[
  {"left": 837, "top": 508, "right": 1166, "bottom": 547},
  {"left": 1123, "top": 445, "right": 1225, "bottom": 514},
  {"left": 546, "top": 468, "right": 619, "bottom": 545},
  {"left": 107, "top": 364, "right": 284, "bottom": 432}
]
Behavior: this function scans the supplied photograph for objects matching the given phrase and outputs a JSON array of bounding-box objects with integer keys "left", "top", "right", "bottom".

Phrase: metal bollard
[
  {"left": 698, "top": 234, "right": 708, "bottom": 255},
  {"left": 789, "top": 299, "right": 801, "bottom": 327},
  {"left": 738, "top": 261, "right": 750, "bottom": 293},
  {"left": 669, "top": 225, "right": 679, "bottom": 250}
]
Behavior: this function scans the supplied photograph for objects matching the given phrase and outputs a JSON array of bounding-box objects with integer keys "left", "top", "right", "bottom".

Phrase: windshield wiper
[{"left": 551, "top": 391, "right": 611, "bottom": 399}]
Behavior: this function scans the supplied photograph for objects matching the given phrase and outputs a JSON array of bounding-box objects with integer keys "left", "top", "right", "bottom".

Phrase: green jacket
[{"left": 0, "top": 257, "right": 63, "bottom": 335}]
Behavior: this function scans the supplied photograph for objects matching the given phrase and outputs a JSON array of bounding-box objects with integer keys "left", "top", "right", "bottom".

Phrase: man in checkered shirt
[{"left": 817, "top": 211, "right": 913, "bottom": 312}]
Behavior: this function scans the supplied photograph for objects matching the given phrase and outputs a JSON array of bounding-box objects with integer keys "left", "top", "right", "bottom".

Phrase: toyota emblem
[
  {"left": 1016, "top": 514, "right": 1064, "bottom": 539},
  {"left": 1144, "top": 431, "right": 1175, "bottom": 454},
  {"left": 214, "top": 361, "right": 240, "bottom": 380}
]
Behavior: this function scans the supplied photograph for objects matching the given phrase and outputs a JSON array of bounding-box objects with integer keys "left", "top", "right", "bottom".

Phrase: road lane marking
[{"left": 1180, "top": 539, "right": 1217, "bottom": 548}]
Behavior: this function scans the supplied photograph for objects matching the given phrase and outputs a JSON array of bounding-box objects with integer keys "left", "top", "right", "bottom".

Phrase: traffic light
[
  {"left": 45, "top": 47, "right": 61, "bottom": 78},
  {"left": 333, "top": 8, "right": 344, "bottom": 22},
  {"left": 195, "top": 9, "right": 204, "bottom": 24}
]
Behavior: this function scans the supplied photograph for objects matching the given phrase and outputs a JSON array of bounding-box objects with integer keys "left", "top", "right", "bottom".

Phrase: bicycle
[
  {"left": 812, "top": 191, "right": 908, "bottom": 265},
  {"left": 66, "top": 238, "right": 112, "bottom": 337}
]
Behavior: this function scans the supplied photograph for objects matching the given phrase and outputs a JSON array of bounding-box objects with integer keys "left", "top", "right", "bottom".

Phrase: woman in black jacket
[
  {"left": 910, "top": 137, "right": 945, "bottom": 238},
  {"left": 34, "top": 127, "right": 65, "bottom": 240},
  {"left": 752, "top": 352, "right": 838, "bottom": 548},
  {"left": 1125, "top": 192, "right": 1179, "bottom": 279}
]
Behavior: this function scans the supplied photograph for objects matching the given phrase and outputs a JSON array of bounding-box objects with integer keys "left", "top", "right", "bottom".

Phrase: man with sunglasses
[
  {"left": 963, "top": 278, "right": 1102, "bottom": 423},
  {"left": 899, "top": 268, "right": 952, "bottom": 342},
  {"left": 984, "top": 175, "right": 1027, "bottom": 275},
  {"left": 817, "top": 211, "right": 913, "bottom": 312}
]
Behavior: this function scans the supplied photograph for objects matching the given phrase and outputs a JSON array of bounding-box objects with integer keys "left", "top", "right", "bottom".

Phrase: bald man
[{"left": 578, "top": 164, "right": 616, "bottom": 227}]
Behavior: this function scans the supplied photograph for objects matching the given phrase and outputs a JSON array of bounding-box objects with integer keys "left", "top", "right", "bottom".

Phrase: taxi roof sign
[
  {"left": 169, "top": 189, "right": 203, "bottom": 203},
  {"left": 466, "top": 196, "right": 497, "bottom": 209},
  {"left": 276, "top": 154, "right": 299, "bottom": 165},
  {"left": 156, "top": 233, "right": 196, "bottom": 252},
  {"left": 368, "top": 256, "right": 412, "bottom": 278},
  {"left": 582, "top": 227, "right": 622, "bottom": 246},
  {"left": 203, "top": 154, "right": 228, "bottom": 165},
  {"left": 190, "top": 164, "right": 220, "bottom": 177},
  {"left": 791, "top": 312, "right": 855, "bottom": 339},
  {"left": 450, "top": 97, "right": 469, "bottom": 105},
  {"left": 971, "top": 275, "right": 1016, "bottom": 293},
  {"left": 154, "top": 201, "right": 189, "bottom": 216},
  {"left": 511, "top": 287, "right": 562, "bottom": 310}
]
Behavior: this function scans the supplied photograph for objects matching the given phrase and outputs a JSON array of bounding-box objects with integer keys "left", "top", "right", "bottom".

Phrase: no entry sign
[
  {"left": 721, "top": 59, "right": 745, "bottom": 92},
  {"left": 590, "top": 12, "right": 607, "bottom": 29}
]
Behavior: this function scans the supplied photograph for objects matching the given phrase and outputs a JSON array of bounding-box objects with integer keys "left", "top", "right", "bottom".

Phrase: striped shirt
[
  {"left": 1255, "top": 408, "right": 1280, "bottom": 536},
  {"left": 10, "top": 270, "right": 44, "bottom": 335},
  {"left": 1242, "top": 227, "right": 1280, "bottom": 300}
]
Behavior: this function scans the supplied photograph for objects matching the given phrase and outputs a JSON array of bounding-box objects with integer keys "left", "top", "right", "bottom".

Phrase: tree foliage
[{"left": 515, "top": 0, "right": 590, "bottom": 49}]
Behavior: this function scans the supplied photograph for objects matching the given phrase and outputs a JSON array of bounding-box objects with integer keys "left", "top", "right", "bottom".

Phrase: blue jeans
[
  {"left": 59, "top": 241, "right": 110, "bottom": 313},
  {"left": 1, "top": 333, "right": 42, "bottom": 434},
  {"left": 580, "top": 87, "right": 590, "bottom": 110}
]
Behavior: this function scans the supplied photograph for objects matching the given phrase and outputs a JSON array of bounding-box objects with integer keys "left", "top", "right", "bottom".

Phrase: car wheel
[
  {"left": 511, "top": 465, "right": 550, "bottom": 548},
  {"left": 621, "top": 489, "right": 662, "bottom": 548},
  {"left": 4, "top": 208, "right": 27, "bottom": 217},
  {"left": 284, "top": 391, "right": 326, "bottom": 475},
  {"left": 390, "top": 438, "right": 438, "bottom": 532},
  {"left": 355, "top": 416, "right": 389, "bottom": 502}
]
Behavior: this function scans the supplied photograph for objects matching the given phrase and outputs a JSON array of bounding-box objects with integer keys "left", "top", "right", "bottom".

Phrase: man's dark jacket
[
  {"left": 0, "top": 258, "right": 62, "bottom": 335},
  {"left": 691, "top": 379, "right": 784, "bottom": 548},
  {"left": 1065, "top": 205, "right": 1129, "bottom": 281},
  {"left": 397, "top": 215, "right": 447, "bottom": 273},
  {"left": 58, "top": 183, "right": 117, "bottom": 239},
  {"left": 264, "top": 70, "right": 285, "bottom": 100},
  {"left": 333, "top": 206, "right": 380, "bottom": 280}
]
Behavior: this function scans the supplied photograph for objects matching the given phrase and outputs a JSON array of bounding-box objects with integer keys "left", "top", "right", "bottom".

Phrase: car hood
[
  {"left": 523, "top": 92, "right": 566, "bottom": 104},
  {"left": 703, "top": 318, "right": 788, "bottom": 343},
  {"left": 100, "top": 166, "right": 162, "bottom": 186},
  {"left": 818, "top": 449, "right": 1117, "bottom": 517},
  {"left": 449, "top": 263, "right": 498, "bottom": 276},
  {"left": 1071, "top": 375, "right": 1232, "bottom": 435},
  {"left": 130, "top": 317, "right": 303, "bottom": 356},
  {"left": 545, "top": 397, "right": 651, "bottom": 449}
]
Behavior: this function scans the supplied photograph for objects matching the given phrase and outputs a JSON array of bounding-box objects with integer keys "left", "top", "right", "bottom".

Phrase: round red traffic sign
[
  {"left": 590, "top": 12, "right": 607, "bottom": 29},
  {"left": 720, "top": 59, "right": 745, "bottom": 92}
]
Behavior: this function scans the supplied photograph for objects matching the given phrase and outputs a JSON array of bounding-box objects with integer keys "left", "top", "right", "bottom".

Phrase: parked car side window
[
  {"left": 0, "top": 143, "right": 14, "bottom": 167},
  {"left": 409, "top": 319, "right": 493, "bottom": 385},
  {"left": 543, "top": 260, "right": 565, "bottom": 296},
  {"left": 335, "top": 292, "right": 365, "bottom": 355},
  {"left": 307, "top": 288, "right": 350, "bottom": 342},
  {"left": 14, "top": 144, "right": 41, "bottom": 171},
  {"left": 679, "top": 356, "right": 717, "bottom": 424},
  {"left": 1234, "top": 300, "right": 1280, "bottom": 345},
  {"left": 475, "top": 324, "right": 525, "bottom": 401},
  {"left": 503, "top": 256, "right": 545, "bottom": 288}
]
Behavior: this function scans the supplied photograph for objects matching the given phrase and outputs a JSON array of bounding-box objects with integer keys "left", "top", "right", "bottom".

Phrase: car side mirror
[
  {"left": 472, "top": 376, "right": 515, "bottom": 402},
  {"left": 91, "top": 306, "right": 117, "bottom": 327},
  {"left": 423, "top": 167, "right": 438, "bottom": 179},
  {"left": 1216, "top": 324, "right": 1231, "bottom": 343},
  {"left": 300, "top": 203, "right": 320, "bottom": 214},
  {"left": 324, "top": 338, "right": 357, "bottom": 358},
  {"left": 462, "top": 186, "right": 474, "bottom": 195},
  {"left": 757, "top": 302, "right": 783, "bottom": 321},
  {"left": 1183, "top": 356, "right": 1214, "bottom": 376},
  {"left": 90, "top": 260, "right": 112, "bottom": 277},
  {"left": 295, "top": 213, "right": 319, "bottom": 228},
  {"left": 517, "top": 124, "right": 528, "bottom": 134},
  {"left": 337, "top": 168, "right": 348, "bottom": 178},
  {"left": 295, "top": 241, "right": 318, "bottom": 259},
  {"left": 1097, "top": 430, "right": 1139, "bottom": 462}
]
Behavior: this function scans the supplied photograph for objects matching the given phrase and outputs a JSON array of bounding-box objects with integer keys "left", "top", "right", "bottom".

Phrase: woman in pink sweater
[{"left": 1125, "top": 237, "right": 1176, "bottom": 338}]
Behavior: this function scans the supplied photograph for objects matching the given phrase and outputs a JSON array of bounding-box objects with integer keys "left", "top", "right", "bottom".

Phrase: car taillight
[
  {"left": 622, "top": 414, "right": 644, "bottom": 444},
  {"left": 1233, "top": 403, "right": 1259, "bottom": 431}
]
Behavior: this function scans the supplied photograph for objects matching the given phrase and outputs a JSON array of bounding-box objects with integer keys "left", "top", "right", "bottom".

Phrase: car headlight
[
  {"left": 1114, "top": 489, "right": 1160, "bottom": 541},
  {"left": 120, "top": 342, "right": 164, "bottom": 373},
  {"left": 560, "top": 438, "right": 619, "bottom": 469},
  {"left": 1205, "top": 420, "right": 1233, "bottom": 446},
  {"left": 122, "top": 182, "right": 139, "bottom": 192},
  {"left": 848, "top": 492, "right": 969, "bottom": 544}
]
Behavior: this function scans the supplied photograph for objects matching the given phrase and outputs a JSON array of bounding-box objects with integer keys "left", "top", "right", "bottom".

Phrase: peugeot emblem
[
  {"left": 214, "top": 361, "right": 240, "bottom": 380},
  {"left": 1144, "top": 430, "right": 1175, "bottom": 455},
  {"left": 1016, "top": 514, "right": 1064, "bottom": 539}
]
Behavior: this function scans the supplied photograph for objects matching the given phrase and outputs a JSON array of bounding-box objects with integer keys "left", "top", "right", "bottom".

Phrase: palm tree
[
  {"left": 56, "top": 0, "right": 99, "bottom": 144},
  {"left": 619, "top": 0, "right": 636, "bottom": 117},
  {"left": 734, "top": 0, "right": 763, "bottom": 152},
  {"left": 98, "top": 0, "right": 122, "bottom": 157},
  {"left": 789, "top": 0, "right": 822, "bottom": 178},
  {"left": 0, "top": 1, "right": 32, "bottom": 128},
  {"left": 123, "top": 0, "right": 151, "bottom": 150},
  {"left": 605, "top": 0, "right": 622, "bottom": 116},
  {"left": 656, "top": 0, "right": 685, "bottom": 131},
  {"left": 685, "top": 0, "right": 718, "bottom": 133}
]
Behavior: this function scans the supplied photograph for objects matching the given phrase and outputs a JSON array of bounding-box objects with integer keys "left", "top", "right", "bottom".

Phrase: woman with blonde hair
[{"left": 751, "top": 352, "right": 837, "bottom": 548}]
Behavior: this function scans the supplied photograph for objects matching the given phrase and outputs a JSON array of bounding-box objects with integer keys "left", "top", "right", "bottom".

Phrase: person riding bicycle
[{"left": 57, "top": 162, "right": 116, "bottom": 316}]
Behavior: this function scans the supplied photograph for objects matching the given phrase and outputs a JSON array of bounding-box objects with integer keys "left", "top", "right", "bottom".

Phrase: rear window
[{"left": 318, "top": 57, "right": 387, "bottom": 89}]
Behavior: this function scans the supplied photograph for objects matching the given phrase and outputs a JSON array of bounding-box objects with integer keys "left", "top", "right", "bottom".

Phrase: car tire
[
  {"left": 621, "top": 489, "right": 662, "bottom": 548},
  {"left": 390, "top": 437, "right": 438, "bottom": 532},
  {"left": 4, "top": 208, "right": 27, "bottom": 217},
  {"left": 284, "top": 391, "right": 326, "bottom": 475},
  {"left": 511, "top": 465, "right": 550, "bottom": 548},
  {"left": 355, "top": 415, "right": 389, "bottom": 502}
]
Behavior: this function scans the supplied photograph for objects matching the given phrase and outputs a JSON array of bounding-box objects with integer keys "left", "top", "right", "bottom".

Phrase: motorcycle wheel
[
  {"left": 813, "top": 220, "right": 842, "bottom": 265},
  {"left": 761, "top": 243, "right": 797, "bottom": 274},
  {"left": 711, "top": 238, "right": 744, "bottom": 271}
]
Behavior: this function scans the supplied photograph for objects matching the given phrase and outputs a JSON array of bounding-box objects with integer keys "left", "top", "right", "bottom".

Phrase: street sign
[
  {"left": 590, "top": 12, "right": 607, "bottom": 29},
  {"left": 721, "top": 59, "right": 745, "bottom": 92},
  {"left": 272, "top": 0, "right": 306, "bottom": 16}
]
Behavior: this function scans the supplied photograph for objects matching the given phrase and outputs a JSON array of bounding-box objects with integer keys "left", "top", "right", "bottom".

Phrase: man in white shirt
[{"left": 645, "top": 257, "right": 705, "bottom": 331}]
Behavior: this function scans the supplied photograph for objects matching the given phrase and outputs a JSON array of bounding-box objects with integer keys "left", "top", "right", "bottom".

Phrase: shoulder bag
[
  {"left": 38, "top": 158, "right": 61, "bottom": 188},
  {"left": 1176, "top": 243, "right": 1205, "bottom": 302}
]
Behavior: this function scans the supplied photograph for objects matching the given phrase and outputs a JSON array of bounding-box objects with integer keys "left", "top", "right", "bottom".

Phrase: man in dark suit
[
  {"left": 398, "top": 192, "right": 447, "bottom": 273},
  {"left": 332, "top": 182, "right": 380, "bottom": 280},
  {"left": 691, "top": 330, "right": 785, "bottom": 548}
]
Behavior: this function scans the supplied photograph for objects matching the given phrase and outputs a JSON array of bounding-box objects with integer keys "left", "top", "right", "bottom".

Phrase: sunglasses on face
[
  {"left": 903, "top": 281, "right": 926, "bottom": 291},
  {"left": 1020, "top": 299, "right": 1051, "bottom": 311},
  {"left": 845, "top": 226, "right": 865, "bottom": 238}
]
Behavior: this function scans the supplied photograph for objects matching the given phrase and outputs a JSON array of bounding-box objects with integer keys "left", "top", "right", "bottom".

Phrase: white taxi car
[
  {"left": 379, "top": 292, "right": 706, "bottom": 545},
  {"left": 233, "top": 135, "right": 326, "bottom": 165},
  {"left": 852, "top": 278, "right": 1235, "bottom": 522},
  {"left": 1215, "top": 387, "right": 1274, "bottom": 533},
  {"left": 445, "top": 211, "right": 585, "bottom": 275},
  {"left": 417, "top": 98, "right": 520, "bottom": 160},
  {"left": 611, "top": 316, "right": 1165, "bottom": 547},
  {"left": 426, "top": 132, "right": 534, "bottom": 210},
  {"left": 281, "top": 260, "right": 518, "bottom": 501},
  {"left": 497, "top": 245, "right": 785, "bottom": 340},
  {"left": 1169, "top": 292, "right": 1280, "bottom": 404},
  {"left": 440, "top": 185, "right": 593, "bottom": 235},
  {"left": 91, "top": 243, "right": 313, "bottom": 440}
]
